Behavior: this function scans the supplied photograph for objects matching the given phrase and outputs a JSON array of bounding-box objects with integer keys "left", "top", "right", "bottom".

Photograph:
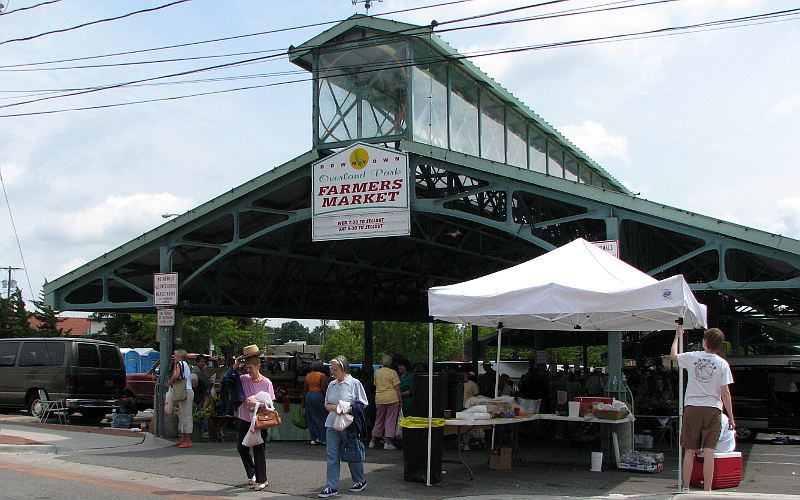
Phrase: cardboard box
[
  {"left": 572, "top": 397, "right": 614, "bottom": 417},
  {"left": 489, "top": 447, "right": 512, "bottom": 470},
  {"left": 690, "top": 452, "right": 743, "bottom": 489},
  {"left": 593, "top": 408, "right": 629, "bottom": 420}
]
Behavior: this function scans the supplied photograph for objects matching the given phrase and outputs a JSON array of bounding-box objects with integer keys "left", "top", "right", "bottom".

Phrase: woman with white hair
[{"left": 319, "top": 355, "right": 368, "bottom": 498}]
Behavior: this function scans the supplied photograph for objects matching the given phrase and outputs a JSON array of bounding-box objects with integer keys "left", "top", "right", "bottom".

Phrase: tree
[
  {"left": 321, "top": 320, "right": 464, "bottom": 363},
  {"left": 273, "top": 320, "right": 310, "bottom": 345},
  {"left": 32, "top": 291, "right": 69, "bottom": 337},
  {"left": 0, "top": 288, "right": 32, "bottom": 338},
  {"left": 89, "top": 312, "right": 150, "bottom": 347},
  {"left": 320, "top": 322, "right": 363, "bottom": 361}
]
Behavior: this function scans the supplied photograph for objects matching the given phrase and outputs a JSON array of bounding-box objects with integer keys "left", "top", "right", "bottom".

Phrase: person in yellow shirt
[{"left": 369, "top": 354, "right": 401, "bottom": 450}]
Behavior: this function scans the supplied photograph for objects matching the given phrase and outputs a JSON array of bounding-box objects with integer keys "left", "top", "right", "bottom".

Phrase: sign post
[{"left": 153, "top": 271, "right": 177, "bottom": 438}]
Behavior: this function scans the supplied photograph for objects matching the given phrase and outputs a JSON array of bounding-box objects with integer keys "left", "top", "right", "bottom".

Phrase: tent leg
[
  {"left": 427, "top": 322, "right": 433, "bottom": 486},
  {"left": 491, "top": 326, "right": 502, "bottom": 450},
  {"left": 677, "top": 332, "right": 684, "bottom": 491}
]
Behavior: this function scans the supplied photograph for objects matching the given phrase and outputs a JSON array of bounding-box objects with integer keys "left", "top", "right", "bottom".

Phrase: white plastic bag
[
  {"left": 334, "top": 412, "right": 354, "bottom": 431},
  {"left": 395, "top": 408, "right": 403, "bottom": 438},
  {"left": 164, "top": 387, "right": 174, "bottom": 414},
  {"left": 242, "top": 401, "right": 265, "bottom": 447},
  {"left": 333, "top": 400, "right": 353, "bottom": 431}
]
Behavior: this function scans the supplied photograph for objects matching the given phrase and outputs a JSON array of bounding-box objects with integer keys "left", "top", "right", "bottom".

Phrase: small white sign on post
[
  {"left": 157, "top": 308, "right": 175, "bottom": 327},
  {"left": 591, "top": 240, "right": 619, "bottom": 258},
  {"left": 153, "top": 272, "right": 178, "bottom": 306}
]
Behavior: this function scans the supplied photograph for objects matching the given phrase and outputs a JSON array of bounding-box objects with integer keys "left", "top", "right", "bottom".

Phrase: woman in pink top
[{"left": 233, "top": 345, "right": 275, "bottom": 492}]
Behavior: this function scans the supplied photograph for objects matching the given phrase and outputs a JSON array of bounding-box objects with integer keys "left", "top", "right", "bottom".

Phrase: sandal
[{"left": 253, "top": 482, "right": 269, "bottom": 491}]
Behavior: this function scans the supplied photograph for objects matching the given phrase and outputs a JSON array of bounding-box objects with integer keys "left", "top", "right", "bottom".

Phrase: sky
[{"left": 1, "top": 0, "right": 799, "bottom": 327}]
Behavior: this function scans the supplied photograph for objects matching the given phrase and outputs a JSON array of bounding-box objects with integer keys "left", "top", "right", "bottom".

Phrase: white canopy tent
[{"left": 425, "top": 238, "right": 708, "bottom": 487}]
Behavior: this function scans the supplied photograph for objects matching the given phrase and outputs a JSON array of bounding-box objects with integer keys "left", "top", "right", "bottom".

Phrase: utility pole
[{"left": 1, "top": 266, "right": 21, "bottom": 298}]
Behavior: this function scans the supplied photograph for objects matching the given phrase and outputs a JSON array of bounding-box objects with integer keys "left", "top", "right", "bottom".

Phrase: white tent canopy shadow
[{"left": 424, "top": 238, "right": 708, "bottom": 488}]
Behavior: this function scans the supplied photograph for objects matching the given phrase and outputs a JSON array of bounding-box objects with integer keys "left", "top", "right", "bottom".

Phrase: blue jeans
[
  {"left": 305, "top": 391, "right": 326, "bottom": 442},
  {"left": 325, "top": 427, "right": 364, "bottom": 490}
]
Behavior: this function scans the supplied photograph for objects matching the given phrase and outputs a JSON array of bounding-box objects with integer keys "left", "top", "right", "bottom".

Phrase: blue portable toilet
[
  {"left": 133, "top": 348, "right": 156, "bottom": 372},
  {"left": 145, "top": 349, "right": 160, "bottom": 372},
  {"left": 121, "top": 348, "right": 140, "bottom": 374}
]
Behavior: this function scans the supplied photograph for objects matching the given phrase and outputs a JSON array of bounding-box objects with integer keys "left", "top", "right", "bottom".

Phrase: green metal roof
[
  {"left": 288, "top": 14, "right": 630, "bottom": 194},
  {"left": 400, "top": 139, "right": 800, "bottom": 256}
]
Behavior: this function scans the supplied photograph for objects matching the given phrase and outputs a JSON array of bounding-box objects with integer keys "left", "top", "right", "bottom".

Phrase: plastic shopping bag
[
  {"left": 333, "top": 400, "right": 354, "bottom": 431},
  {"left": 164, "top": 387, "right": 174, "bottom": 414},
  {"left": 242, "top": 401, "right": 265, "bottom": 447},
  {"left": 395, "top": 408, "right": 404, "bottom": 438}
]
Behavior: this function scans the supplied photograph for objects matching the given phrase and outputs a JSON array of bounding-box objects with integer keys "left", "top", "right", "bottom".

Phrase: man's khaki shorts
[{"left": 680, "top": 405, "right": 721, "bottom": 450}]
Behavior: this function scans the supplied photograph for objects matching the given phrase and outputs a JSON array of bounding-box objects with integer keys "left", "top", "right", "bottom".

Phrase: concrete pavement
[{"left": 1, "top": 415, "right": 799, "bottom": 499}]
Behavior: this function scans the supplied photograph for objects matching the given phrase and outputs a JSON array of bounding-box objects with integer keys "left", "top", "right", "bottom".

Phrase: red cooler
[{"left": 690, "top": 451, "right": 743, "bottom": 489}]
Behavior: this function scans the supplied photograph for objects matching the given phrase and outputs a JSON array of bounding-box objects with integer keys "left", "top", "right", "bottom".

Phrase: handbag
[
  {"left": 172, "top": 362, "right": 188, "bottom": 402},
  {"left": 292, "top": 406, "right": 308, "bottom": 430},
  {"left": 340, "top": 431, "right": 365, "bottom": 463},
  {"left": 255, "top": 409, "right": 283, "bottom": 430}
]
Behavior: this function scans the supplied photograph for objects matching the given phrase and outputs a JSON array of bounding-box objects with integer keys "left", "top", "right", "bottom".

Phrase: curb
[{"left": 0, "top": 443, "right": 57, "bottom": 454}]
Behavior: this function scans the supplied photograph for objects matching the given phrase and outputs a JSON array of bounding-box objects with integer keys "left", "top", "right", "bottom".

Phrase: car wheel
[
  {"left": 27, "top": 392, "right": 44, "bottom": 418},
  {"left": 736, "top": 426, "right": 755, "bottom": 441}
]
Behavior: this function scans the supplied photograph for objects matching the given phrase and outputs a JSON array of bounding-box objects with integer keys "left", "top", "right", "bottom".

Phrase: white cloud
[
  {"left": 769, "top": 95, "right": 800, "bottom": 120},
  {"left": 756, "top": 196, "right": 800, "bottom": 238},
  {"left": 558, "top": 120, "right": 629, "bottom": 166},
  {"left": 0, "top": 163, "right": 24, "bottom": 184},
  {"left": 42, "top": 192, "right": 195, "bottom": 245}
]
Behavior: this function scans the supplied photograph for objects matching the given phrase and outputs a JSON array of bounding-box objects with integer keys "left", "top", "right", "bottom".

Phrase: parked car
[
  {"left": 0, "top": 338, "right": 125, "bottom": 423},
  {"left": 124, "top": 353, "right": 222, "bottom": 411},
  {"left": 729, "top": 355, "right": 800, "bottom": 440}
]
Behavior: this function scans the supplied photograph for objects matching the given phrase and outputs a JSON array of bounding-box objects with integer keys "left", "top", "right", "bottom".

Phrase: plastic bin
[
  {"left": 412, "top": 373, "right": 448, "bottom": 417},
  {"left": 399, "top": 417, "right": 445, "bottom": 484}
]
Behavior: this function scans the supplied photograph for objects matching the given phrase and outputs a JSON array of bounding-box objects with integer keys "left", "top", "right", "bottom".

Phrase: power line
[
  {"left": 0, "top": 0, "right": 479, "bottom": 70},
  {"left": 0, "top": 166, "right": 34, "bottom": 299},
  {"left": 1, "top": 8, "right": 796, "bottom": 119},
  {"left": 0, "top": 0, "right": 662, "bottom": 107},
  {"left": 0, "top": 0, "right": 61, "bottom": 16},
  {"left": 0, "top": 0, "right": 193, "bottom": 46}
]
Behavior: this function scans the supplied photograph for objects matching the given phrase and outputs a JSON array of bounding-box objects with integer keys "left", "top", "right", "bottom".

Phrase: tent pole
[
  {"left": 427, "top": 322, "right": 433, "bottom": 486},
  {"left": 677, "top": 326, "right": 684, "bottom": 491},
  {"left": 492, "top": 324, "right": 502, "bottom": 450}
]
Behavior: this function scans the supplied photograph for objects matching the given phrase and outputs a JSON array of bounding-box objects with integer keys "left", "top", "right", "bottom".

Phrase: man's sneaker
[
  {"left": 310, "top": 440, "right": 316, "bottom": 445},
  {"left": 368, "top": 440, "right": 376, "bottom": 448},
  {"left": 350, "top": 481, "right": 367, "bottom": 492},
  {"left": 383, "top": 442, "right": 396, "bottom": 450},
  {"left": 318, "top": 487, "right": 338, "bottom": 498}
]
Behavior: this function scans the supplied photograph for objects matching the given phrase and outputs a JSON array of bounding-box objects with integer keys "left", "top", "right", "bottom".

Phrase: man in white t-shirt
[{"left": 670, "top": 326, "right": 735, "bottom": 492}]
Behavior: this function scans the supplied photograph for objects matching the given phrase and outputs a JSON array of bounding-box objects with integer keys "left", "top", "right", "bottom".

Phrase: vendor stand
[{"left": 428, "top": 238, "right": 708, "bottom": 487}]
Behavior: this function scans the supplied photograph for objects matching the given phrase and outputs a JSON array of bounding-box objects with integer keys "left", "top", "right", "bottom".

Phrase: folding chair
[
  {"left": 38, "top": 390, "right": 68, "bottom": 424},
  {"left": 654, "top": 416, "right": 676, "bottom": 449}
]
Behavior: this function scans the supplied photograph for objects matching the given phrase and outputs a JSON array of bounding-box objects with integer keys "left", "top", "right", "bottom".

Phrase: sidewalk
[{"left": 1, "top": 418, "right": 798, "bottom": 499}]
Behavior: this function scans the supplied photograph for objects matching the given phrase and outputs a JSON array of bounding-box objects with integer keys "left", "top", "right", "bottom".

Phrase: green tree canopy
[
  {"left": 0, "top": 288, "right": 32, "bottom": 338},
  {"left": 320, "top": 320, "right": 465, "bottom": 363},
  {"left": 32, "top": 291, "right": 68, "bottom": 337}
]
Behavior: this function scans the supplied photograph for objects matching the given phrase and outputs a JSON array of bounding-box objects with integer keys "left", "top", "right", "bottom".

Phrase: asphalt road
[{"left": 2, "top": 409, "right": 799, "bottom": 499}]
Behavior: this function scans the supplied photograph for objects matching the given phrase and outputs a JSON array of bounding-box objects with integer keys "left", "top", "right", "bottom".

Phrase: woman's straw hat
[{"left": 242, "top": 344, "right": 261, "bottom": 357}]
